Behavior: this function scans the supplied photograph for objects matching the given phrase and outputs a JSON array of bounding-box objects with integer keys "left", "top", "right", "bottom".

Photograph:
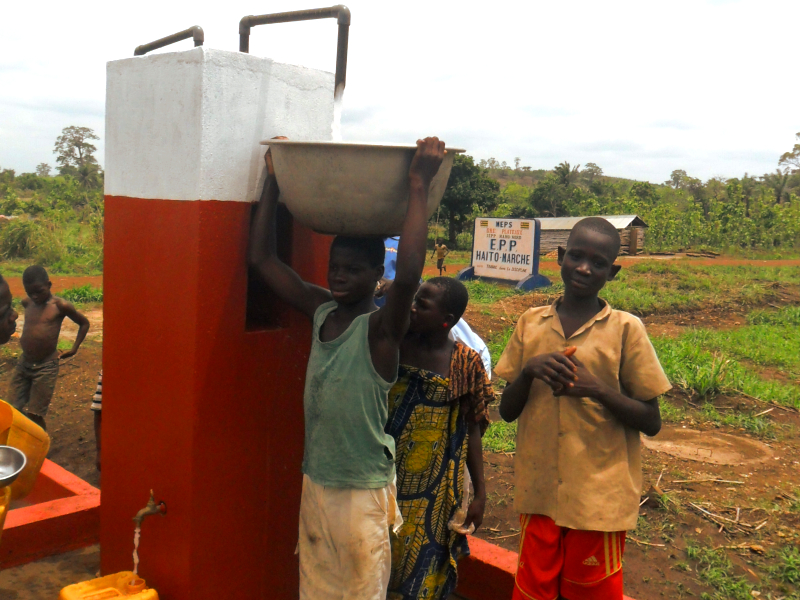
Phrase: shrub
[
  {"left": 0, "top": 218, "right": 36, "bottom": 258},
  {"left": 456, "top": 232, "right": 473, "bottom": 250},
  {"left": 59, "top": 284, "right": 103, "bottom": 303}
]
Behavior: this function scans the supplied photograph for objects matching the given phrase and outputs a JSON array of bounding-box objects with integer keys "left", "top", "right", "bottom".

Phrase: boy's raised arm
[
  {"left": 369, "top": 137, "right": 445, "bottom": 380},
  {"left": 57, "top": 299, "right": 89, "bottom": 359},
  {"left": 376, "top": 139, "right": 444, "bottom": 336},
  {"left": 249, "top": 144, "right": 332, "bottom": 320}
]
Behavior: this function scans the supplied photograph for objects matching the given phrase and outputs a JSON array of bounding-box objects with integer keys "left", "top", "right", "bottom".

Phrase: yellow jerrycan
[
  {"left": 59, "top": 572, "right": 159, "bottom": 600},
  {"left": 0, "top": 400, "right": 50, "bottom": 500},
  {"left": 0, "top": 486, "right": 11, "bottom": 543}
]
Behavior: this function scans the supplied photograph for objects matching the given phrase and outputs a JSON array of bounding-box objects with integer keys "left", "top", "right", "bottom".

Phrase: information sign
[{"left": 472, "top": 218, "right": 535, "bottom": 281}]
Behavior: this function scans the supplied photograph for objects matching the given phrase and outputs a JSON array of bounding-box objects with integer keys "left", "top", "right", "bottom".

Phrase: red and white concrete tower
[{"left": 102, "top": 47, "right": 334, "bottom": 599}]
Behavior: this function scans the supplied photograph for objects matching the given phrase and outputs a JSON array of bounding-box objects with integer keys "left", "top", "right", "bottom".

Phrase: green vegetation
[
  {"left": 769, "top": 546, "right": 800, "bottom": 586},
  {"left": 653, "top": 333, "right": 800, "bottom": 410},
  {"left": 0, "top": 126, "right": 103, "bottom": 275},
  {"left": 482, "top": 420, "right": 517, "bottom": 453},
  {"left": 466, "top": 261, "right": 798, "bottom": 317},
  {"left": 487, "top": 327, "right": 514, "bottom": 367},
  {"left": 687, "top": 320, "right": 800, "bottom": 378},
  {"left": 658, "top": 401, "right": 686, "bottom": 423},
  {"left": 748, "top": 305, "right": 800, "bottom": 326},
  {"left": 439, "top": 132, "right": 800, "bottom": 253},
  {"left": 600, "top": 262, "right": 799, "bottom": 315},
  {"left": 438, "top": 155, "right": 500, "bottom": 248},
  {"left": 697, "top": 403, "right": 775, "bottom": 438},
  {"left": 686, "top": 543, "right": 755, "bottom": 600},
  {"left": 59, "top": 284, "right": 103, "bottom": 303},
  {"left": 463, "top": 280, "right": 523, "bottom": 305}
]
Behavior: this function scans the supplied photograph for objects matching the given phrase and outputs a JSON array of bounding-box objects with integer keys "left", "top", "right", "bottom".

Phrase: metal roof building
[
  {"left": 537, "top": 215, "right": 649, "bottom": 255},
  {"left": 538, "top": 215, "right": 648, "bottom": 230}
]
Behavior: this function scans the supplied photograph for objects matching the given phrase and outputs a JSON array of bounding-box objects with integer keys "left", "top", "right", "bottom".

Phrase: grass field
[{"left": 593, "top": 263, "right": 797, "bottom": 315}]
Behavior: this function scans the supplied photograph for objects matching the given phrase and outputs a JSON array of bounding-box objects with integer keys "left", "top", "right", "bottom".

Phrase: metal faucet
[{"left": 133, "top": 489, "right": 167, "bottom": 527}]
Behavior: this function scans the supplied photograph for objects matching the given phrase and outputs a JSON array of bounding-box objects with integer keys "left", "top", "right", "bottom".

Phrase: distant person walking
[
  {"left": 9, "top": 265, "right": 90, "bottom": 430},
  {"left": 431, "top": 240, "right": 450, "bottom": 276}
]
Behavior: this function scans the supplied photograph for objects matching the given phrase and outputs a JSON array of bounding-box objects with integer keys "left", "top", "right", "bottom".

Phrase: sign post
[{"left": 457, "top": 218, "right": 550, "bottom": 290}]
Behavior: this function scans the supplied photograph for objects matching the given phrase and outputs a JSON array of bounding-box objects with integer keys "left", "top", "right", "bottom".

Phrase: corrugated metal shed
[{"left": 538, "top": 215, "right": 648, "bottom": 230}]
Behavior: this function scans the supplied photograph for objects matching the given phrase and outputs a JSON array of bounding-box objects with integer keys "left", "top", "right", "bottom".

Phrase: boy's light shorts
[
  {"left": 513, "top": 514, "right": 625, "bottom": 600},
  {"left": 298, "top": 474, "right": 401, "bottom": 600}
]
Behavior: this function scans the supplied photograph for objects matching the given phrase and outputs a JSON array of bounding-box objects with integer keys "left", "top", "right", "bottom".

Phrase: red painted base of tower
[{"left": 101, "top": 196, "right": 330, "bottom": 600}]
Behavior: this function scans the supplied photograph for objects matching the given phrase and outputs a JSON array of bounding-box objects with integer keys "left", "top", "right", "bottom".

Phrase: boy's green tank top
[{"left": 302, "top": 301, "right": 397, "bottom": 488}]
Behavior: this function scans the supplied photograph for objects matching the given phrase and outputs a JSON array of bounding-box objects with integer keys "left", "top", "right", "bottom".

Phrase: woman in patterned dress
[{"left": 386, "top": 277, "right": 492, "bottom": 600}]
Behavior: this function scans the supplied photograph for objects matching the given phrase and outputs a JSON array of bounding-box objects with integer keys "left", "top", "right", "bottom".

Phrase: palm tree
[
  {"left": 762, "top": 169, "right": 789, "bottom": 205},
  {"left": 76, "top": 164, "right": 101, "bottom": 191},
  {"left": 554, "top": 161, "right": 580, "bottom": 187}
]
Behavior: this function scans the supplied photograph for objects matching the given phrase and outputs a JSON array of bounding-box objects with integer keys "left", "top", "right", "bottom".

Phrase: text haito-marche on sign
[{"left": 472, "top": 218, "right": 535, "bottom": 281}]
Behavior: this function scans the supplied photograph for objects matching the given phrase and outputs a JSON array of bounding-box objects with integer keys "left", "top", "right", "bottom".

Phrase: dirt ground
[
  {"left": 2, "top": 260, "right": 800, "bottom": 599},
  {"left": 0, "top": 338, "right": 102, "bottom": 489},
  {"left": 0, "top": 546, "right": 100, "bottom": 599},
  {"left": 4, "top": 276, "right": 103, "bottom": 299},
  {"left": 471, "top": 393, "right": 800, "bottom": 599}
]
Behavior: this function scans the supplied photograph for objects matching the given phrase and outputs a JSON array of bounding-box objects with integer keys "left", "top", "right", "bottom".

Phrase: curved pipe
[
  {"left": 134, "top": 26, "right": 204, "bottom": 56},
  {"left": 239, "top": 5, "right": 350, "bottom": 95}
]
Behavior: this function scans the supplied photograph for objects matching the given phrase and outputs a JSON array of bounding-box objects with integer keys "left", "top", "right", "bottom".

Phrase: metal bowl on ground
[
  {"left": 0, "top": 446, "right": 26, "bottom": 488},
  {"left": 261, "top": 140, "right": 465, "bottom": 236}
]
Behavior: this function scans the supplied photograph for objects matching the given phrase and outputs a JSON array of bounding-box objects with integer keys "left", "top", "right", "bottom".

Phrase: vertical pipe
[{"left": 334, "top": 22, "right": 349, "bottom": 95}]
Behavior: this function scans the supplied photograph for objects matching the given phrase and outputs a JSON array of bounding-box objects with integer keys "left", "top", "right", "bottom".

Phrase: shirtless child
[{"left": 9, "top": 265, "right": 90, "bottom": 430}]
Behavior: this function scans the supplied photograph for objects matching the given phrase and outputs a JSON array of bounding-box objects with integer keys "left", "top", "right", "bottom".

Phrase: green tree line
[{"left": 440, "top": 133, "right": 800, "bottom": 252}]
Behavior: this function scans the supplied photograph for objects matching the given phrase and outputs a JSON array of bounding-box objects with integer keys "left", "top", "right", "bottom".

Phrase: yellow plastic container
[
  {"left": 0, "top": 486, "right": 11, "bottom": 544},
  {"left": 59, "top": 572, "right": 159, "bottom": 600},
  {"left": 0, "top": 400, "right": 50, "bottom": 500}
]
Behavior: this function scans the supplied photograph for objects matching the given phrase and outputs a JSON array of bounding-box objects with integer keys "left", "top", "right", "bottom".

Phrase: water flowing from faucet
[{"left": 132, "top": 525, "right": 141, "bottom": 575}]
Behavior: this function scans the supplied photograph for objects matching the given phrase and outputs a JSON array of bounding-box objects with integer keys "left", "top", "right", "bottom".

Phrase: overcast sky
[{"left": 1, "top": 0, "right": 798, "bottom": 183}]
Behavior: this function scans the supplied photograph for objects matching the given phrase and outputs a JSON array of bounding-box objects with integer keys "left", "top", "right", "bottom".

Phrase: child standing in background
[
  {"left": 10, "top": 265, "right": 90, "bottom": 430},
  {"left": 386, "top": 277, "right": 491, "bottom": 600},
  {"left": 496, "top": 217, "right": 671, "bottom": 600}
]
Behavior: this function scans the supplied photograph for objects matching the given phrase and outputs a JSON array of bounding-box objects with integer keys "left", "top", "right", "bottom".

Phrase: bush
[
  {"left": 0, "top": 218, "right": 36, "bottom": 258},
  {"left": 31, "top": 223, "right": 65, "bottom": 266},
  {"left": 59, "top": 284, "right": 103, "bottom": 303},
  {"left": 456, "top": 232, "right": 473, "bottom": 250}
]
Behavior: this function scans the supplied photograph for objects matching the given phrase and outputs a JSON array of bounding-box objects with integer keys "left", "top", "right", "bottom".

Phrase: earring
[{"left": 442, "top": 323, "right": 448, "bottom": 328}]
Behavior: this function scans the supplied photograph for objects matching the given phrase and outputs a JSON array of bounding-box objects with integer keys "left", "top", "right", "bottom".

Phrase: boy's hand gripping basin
[{"left": 263, "top": 140, "right": 464, "bottom": 236}]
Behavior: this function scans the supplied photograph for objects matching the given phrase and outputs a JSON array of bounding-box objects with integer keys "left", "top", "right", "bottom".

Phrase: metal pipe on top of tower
[{"left": 239, "top": 5, "right": 351, "bottom": 95}]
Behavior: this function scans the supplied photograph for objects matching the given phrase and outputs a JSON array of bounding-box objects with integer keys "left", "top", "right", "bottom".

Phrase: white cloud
[{"left": 1, "top": 0, "right": 798, "bottom": 182}]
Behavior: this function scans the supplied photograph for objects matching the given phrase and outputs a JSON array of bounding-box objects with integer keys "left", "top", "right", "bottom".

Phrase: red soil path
[{"left": 5, "top": 276, "right": 103, "bottom": 298}]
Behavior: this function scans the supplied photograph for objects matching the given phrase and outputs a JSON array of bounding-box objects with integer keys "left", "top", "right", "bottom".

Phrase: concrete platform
[{"left": 0, "top": 460, "right": 100, "bottom": 568}]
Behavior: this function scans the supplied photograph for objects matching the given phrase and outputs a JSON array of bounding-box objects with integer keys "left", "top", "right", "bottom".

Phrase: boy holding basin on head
[
  {"left": 249, "top": 136, "right": 446, "bottom": 600},
  {"left": 496, "top": 217, "right": 671, "bottom": 600}
]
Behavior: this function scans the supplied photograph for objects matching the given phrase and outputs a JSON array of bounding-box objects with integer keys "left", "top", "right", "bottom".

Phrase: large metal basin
[
  {"left": 0, "top": 446, "right": 26, "bottom": 488},
  {"left": 262, "top": 140, "right": 464, "bottom": 236}
]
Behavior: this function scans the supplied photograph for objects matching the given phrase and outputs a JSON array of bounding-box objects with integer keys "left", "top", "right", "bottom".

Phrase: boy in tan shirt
[{"left": 496, "top": 217, "right": 671, "bottom": 600}]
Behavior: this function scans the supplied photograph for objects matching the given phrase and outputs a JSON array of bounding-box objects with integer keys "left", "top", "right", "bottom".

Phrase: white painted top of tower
[{"left": 105, "top": 47, "right": 335, "bottom": 202}]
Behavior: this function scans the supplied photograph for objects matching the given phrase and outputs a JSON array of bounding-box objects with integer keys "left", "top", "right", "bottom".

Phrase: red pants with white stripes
[{"left": 512, "top": 514, "right": 625, "bottom": 600}]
